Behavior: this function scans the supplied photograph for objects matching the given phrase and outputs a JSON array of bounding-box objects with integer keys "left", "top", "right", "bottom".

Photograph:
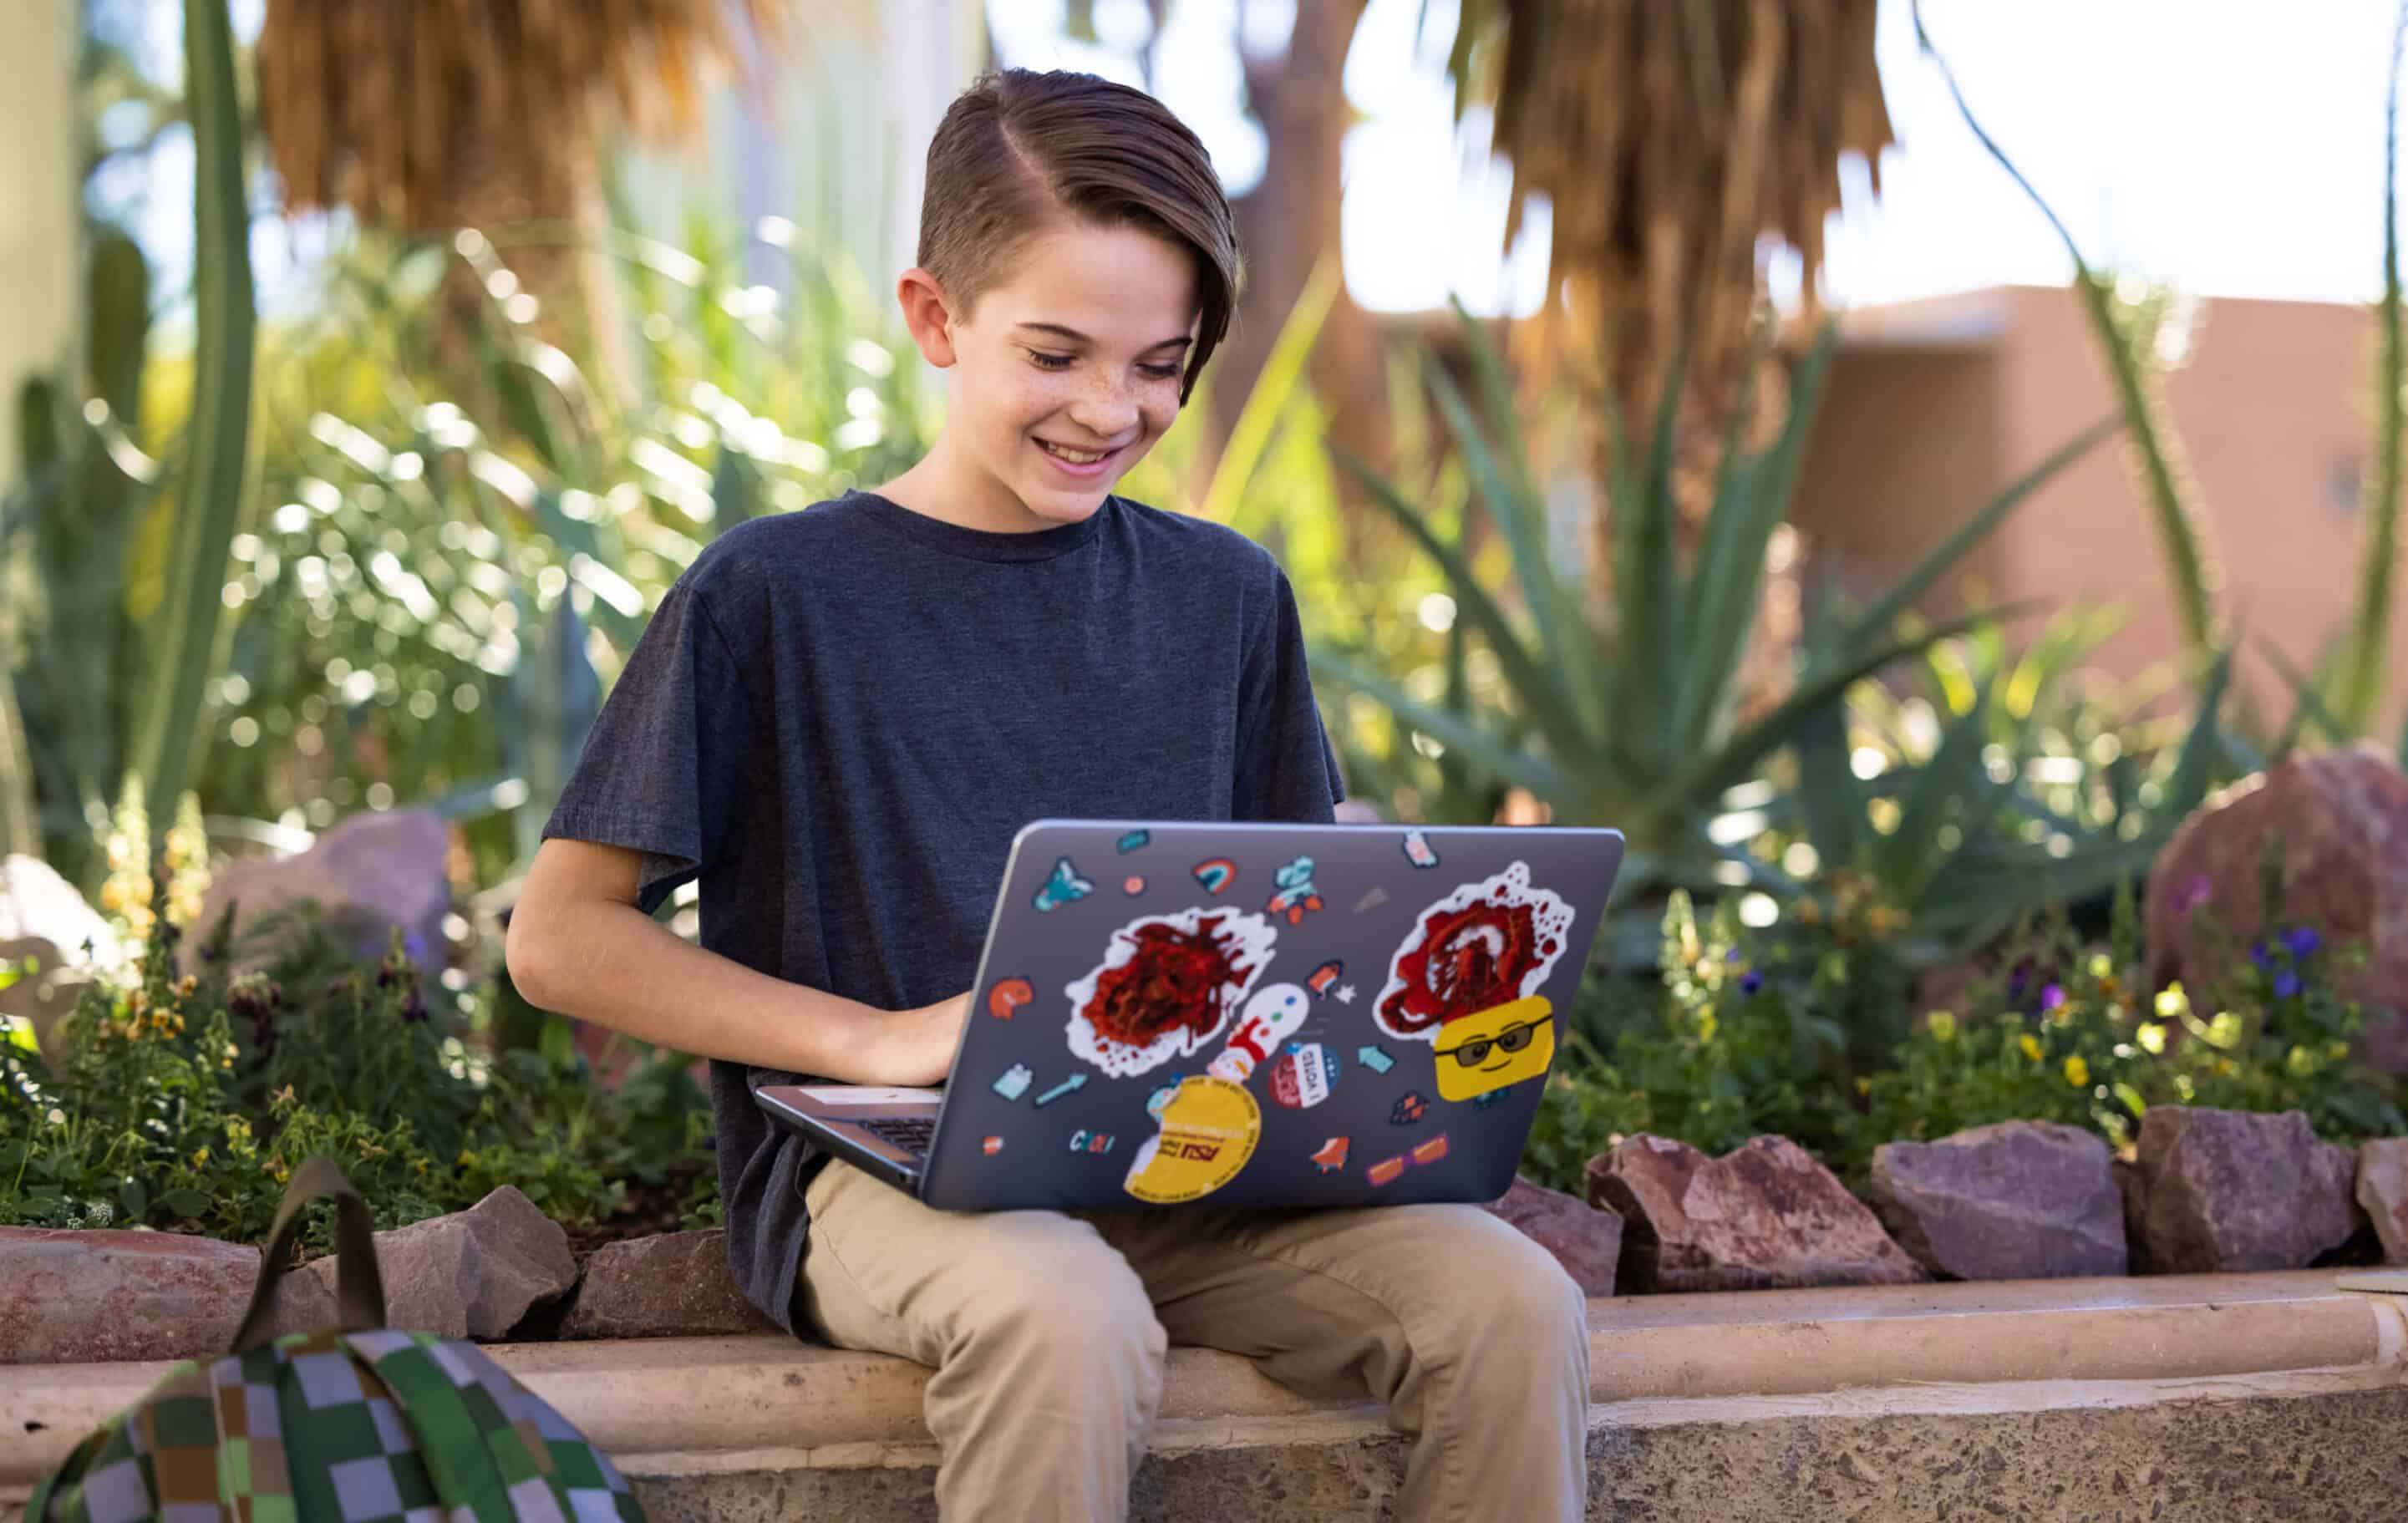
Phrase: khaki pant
[{"left": 793, "top": 1159, "right": 1591, "bottom": 1523}]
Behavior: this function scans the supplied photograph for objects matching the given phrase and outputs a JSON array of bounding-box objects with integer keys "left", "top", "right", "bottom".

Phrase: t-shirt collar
[{"left": 848, "top": 489, "right": 1111, "bottom": 563}]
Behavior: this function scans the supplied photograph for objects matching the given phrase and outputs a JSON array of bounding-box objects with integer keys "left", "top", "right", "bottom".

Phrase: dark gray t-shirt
[{"left": 541, "top": 489, "right": 1344, "bottom": 1331}]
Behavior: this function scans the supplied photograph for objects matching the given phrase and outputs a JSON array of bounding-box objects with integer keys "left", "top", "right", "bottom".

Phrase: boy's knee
[
  {"left": 967, "top": 1251, "right": 1168, "bottom": 1383},
  {"left": 1424, "top": 1213, "right": 1589, "bottom": 1373}
]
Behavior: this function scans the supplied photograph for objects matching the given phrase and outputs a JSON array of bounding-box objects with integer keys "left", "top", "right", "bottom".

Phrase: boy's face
[{"left": 906, "top": 220, "right": 1198, "bottom": 531}]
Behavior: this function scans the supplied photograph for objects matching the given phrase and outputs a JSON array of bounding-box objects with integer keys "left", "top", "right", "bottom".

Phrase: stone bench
[{"left": 8, "top": 1272, "right": 2407, "bottom": 1520}]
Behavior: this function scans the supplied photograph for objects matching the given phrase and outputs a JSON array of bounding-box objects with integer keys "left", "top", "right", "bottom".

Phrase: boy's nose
[{"left": 1067, "top": 379, "right": 1142, "bottom": 440}]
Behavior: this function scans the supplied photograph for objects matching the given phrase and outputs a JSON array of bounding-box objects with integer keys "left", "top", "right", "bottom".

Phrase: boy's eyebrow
[{"left": 1016, "top": 322, "right": 1192, "bottom": 353}]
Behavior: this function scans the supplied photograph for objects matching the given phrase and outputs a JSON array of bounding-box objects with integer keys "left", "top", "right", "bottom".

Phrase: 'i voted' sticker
[{"left": 1268, "top": 1042, "right": 1341, "bottom": 1109}]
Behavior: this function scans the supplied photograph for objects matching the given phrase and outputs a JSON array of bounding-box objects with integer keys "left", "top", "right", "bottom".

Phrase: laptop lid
[{"left": 913, "top": 819, "right": 1623, "bottom": 1212}]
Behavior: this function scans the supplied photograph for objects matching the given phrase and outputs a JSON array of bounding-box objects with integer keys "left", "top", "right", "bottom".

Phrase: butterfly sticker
[{"left": 1032, "top": 855, "right": 1095, "bottom": 913}]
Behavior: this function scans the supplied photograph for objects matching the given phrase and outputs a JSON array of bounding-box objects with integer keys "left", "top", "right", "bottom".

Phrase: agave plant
[{"left": 1309, "top": 301, "right": 2124, "bottom": 901}]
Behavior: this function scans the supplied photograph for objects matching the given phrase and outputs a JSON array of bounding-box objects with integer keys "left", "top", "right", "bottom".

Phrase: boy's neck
[{"left": 871, "top": 443, "right": 1069, "bottom": 537}]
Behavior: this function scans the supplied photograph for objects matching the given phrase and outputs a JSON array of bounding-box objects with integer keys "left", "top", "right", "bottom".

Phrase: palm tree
[
  {"left": 255, "top": 0, "right": 790, "bottom": 383},
  {"left": 1444, "top": 0, "right": 1892, "bottom": 580}
]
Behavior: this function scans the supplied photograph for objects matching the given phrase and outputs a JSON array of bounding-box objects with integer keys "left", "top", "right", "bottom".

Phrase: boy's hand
[{"left": 865, "top": 990, "right": 972, "bottom": 1086}]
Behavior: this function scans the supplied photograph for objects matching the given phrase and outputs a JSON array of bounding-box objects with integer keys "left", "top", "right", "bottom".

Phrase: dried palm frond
[
  {"left": 1445, "top": 0, "right": 1892, "bottom": 574},
  {"left": 257, "top": 0, "right": 797, "bottom": 231}
]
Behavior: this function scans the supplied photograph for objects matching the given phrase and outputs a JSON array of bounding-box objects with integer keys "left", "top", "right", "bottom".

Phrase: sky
[
  {"left": 92, "top": 0, "right": 2408, "bottom": 321},
  {"left": 993, "top": 0, "right": 2408, "bottom": 316}
]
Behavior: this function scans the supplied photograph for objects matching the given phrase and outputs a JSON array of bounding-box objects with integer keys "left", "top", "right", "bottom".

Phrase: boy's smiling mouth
[{"left": 1034, "top": 437, "right": 1127, "bottom": 474}]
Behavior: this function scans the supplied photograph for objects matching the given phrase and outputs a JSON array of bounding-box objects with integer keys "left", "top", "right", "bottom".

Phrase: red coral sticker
[
  {"left": 1066, "top": 906, "right": 1279, "bottom": 1078},
  {"left": 1374, "top": 861, "right": 1575, "bottom": 1042}
]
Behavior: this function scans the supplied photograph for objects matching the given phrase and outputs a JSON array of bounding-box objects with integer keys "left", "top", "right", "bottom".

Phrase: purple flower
[
  {"left": 2041, "top": 983, "right": 2066, "bottom": 1013},
  {"left": 2250, "top": 942, "right": 2273, "bottom": 970},
  {"left": 1740, "top": 970, "right": 1764, "bottom": 995},
  {"left": 2284, "top": 926, "right": 2321, "bottom": 959},
  {"left": 1725, "top": 948, "right": 1743, "bottom": 964},
  {"left": 2273, "top": 970, "right": 2303, "bottom": 1000},
  {"left": 404, "top": 932, "right": 427, "bottom": 965},
  {"left": 2172, "top": 874, "right": 2213, "bottom": 920}
]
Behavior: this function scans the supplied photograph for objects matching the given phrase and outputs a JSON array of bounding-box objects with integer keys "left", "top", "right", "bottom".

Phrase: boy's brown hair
[{"left": 917, "top": 68, "right": 1240, "bottom": 404}]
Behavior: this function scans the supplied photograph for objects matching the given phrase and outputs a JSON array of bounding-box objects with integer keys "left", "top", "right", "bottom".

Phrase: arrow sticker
[{"left": 1034, "top": 1073, "right": 1089, "bottom": 1108}]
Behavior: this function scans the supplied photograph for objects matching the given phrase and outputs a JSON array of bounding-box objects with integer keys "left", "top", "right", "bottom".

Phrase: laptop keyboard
[{"left": 856, "top": 1115, "right": 936, "bottom": 1156}]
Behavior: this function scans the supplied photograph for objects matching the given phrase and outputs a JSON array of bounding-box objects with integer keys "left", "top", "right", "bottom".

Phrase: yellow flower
[
  {"left": 191, "top": 1145, "right": 211, "bottom": 1167},
  {"left": 1697, "top": 1009, "right": 1719, "bottom": 1045},
  {"left": 2087, "top": 953, "right": 2112, "bottom": 978},
  {"left": 2156, "top": 982, "right": 2190, "bottom": 1018},
  {"left": 2137, "top": 1023, "right": 2167, "bottom": 1055},
  {"left": 1927, "top": 1010, "right": 1958, "bottom": 1042},
  {"left": 272, "top": 1085, "right": 297, "bottom": 1106},
  {"left": 2019, "top": 1033, "right": 2045, "bottom": 1063},
  {"left": 2331, "top": 1041, "right": 2352, "bottom": 1059},
  {"left": 2063, "top": 1055, "right": 2090, "bottom": 1087}
]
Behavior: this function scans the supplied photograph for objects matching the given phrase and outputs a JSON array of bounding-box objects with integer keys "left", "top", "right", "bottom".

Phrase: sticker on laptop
[
  {"left": 1367, "top": 1133, "right": 1450, "bottom": 1187},
  {"left": 1268, "top": 1042, "right": 1342, "bottom": 1109},
  {"left": 1033, "top": 855, "right": 1095, "bottom": 912},
  {"left": 1121, "top": 982, "right": 1311, "bottom": 1204},
  {"left": 987, "top": 977, "right": 1035, "bottom": 1020},
  {"left": 1191, "top": 856, "right": 1237, "bottom": 896},
  {"left": 1065, "top": 906, "right": 1280, "bottom": 1078},
  {"left": 1374, "top": 860, "right": 1575, "bottom": 1045},
  {"left": 1433, "top": 995, "right": 1557, "bottom": 1101},
  {"left": 1264, "top": 856, "right": 1324, "bottom": 926}
]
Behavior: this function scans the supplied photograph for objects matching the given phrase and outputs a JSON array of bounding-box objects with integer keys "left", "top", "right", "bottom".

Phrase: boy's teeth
[{"left": 1042, "top": 441, "right": 1107, "bottom": 464}]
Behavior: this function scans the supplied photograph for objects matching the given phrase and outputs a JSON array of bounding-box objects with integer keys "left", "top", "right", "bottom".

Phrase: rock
[
  {"left": 1585, "top": 1134, "right": 1926, "bottom": 1292},
  {"left": 1, "top": 857, "right": 121, "bottom": 1062},
  {"left": 1868, "top": 1121, "right": 2127, "bottom": 1281},
  {"left": 2145, "top": 746, "right": 2408, "bottom": 1069},
  {"left": 0, "top": 1228, "right": 336, "bottom": 1363},
  {"left": 307, "top": 1185, "right": 574, "bottom": 1340},
  {"left": 181, "top": 808, "right": 452, "bottom": 975},
  {"left": 2131, "top": 1106, "right": 2363, "bottom": 1273},
  {"left": 2356, "top": 1139, "right": 2408, "bottom": 1264},
  {"left": 2113, "top": 1157, "right": 2154, "bottom": 1276},
  {"left": 1481, "top": 1175, "right": 1624, "bottom": 1296},
  {"left": 559, "top": 1231, "right": 778, "bottom": 1339}
]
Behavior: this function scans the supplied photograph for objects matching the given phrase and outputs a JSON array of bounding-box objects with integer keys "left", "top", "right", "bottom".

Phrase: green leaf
[
  {"left": 2263, "top": 639, "right": 2348, "bottom": 761},
  {"left": 119, "top": 1176, "right": 149, "bottom": 1218},
  {"left": 538, "top": 1014, "right": 577, "bottom": 1069},
  {"left": 1659, "top": 602, "right": 2045, "bottom": 824},
  {"left": 1843, "top": 416, "right": 2121, "bottom": 650},
  {"left": 1877, "top": 684, "right": 1994, "bottom": 900},
  {"left": 2163, "top": 644, "right": 2234, "bottom": 818},
  {"left": 1328, "top": 445, "right": 1589, "bottom": 768},
  {"left": 128, "top": 0, "right": 257, "bottom": 820},
  {"left": 1201, "top": 255, "right": 1339, "bottom": 527},
  {"left": 1309, "top": 648, "right": 1579, "bottom": 805},
  {"left": 1422, "top": 358, "right": 1609, "bottom": 739},
  {"left": 1676, "top": 327, "right": 1837, "bottom": 750},
  {"left": 160, "top": 1188, "right": 211, "bottom": 1220}
]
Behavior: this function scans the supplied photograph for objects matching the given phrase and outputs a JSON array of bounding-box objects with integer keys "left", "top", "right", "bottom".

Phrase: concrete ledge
[{"left": 8, "top": 1272, "right": 2406, "bottom": 1520}]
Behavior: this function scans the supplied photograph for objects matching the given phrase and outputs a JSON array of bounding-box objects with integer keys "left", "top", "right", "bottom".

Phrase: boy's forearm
[{"left": 505, "top": 901, "right": 888, "bottom": 1079}]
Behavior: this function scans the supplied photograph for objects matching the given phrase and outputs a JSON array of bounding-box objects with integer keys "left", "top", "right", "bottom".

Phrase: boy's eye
[{"left": 1024, "top": 350, "right": 1185, "bottom": 382}]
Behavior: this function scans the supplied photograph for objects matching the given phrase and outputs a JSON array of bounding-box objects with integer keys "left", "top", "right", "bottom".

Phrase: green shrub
[
  {"left": 1521, "top": 878, "right": 2405, "bottom": 1196},
  {"left": 1, "top": 888, "right": 716, "bottom": 1256}
]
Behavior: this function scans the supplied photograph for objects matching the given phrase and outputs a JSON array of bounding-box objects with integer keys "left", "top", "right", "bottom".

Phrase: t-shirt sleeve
[
  {"left": 1232, "top": 564, "right": 1347, "bottom": 822},
  {"left": 541, "top": 579, "right": 752, "bottom": 915}
]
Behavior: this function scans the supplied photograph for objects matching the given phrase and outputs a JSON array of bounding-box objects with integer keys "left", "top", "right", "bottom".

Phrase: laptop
[{"left": 754, "top": 818, "right": 1623, "bottom": 1212}]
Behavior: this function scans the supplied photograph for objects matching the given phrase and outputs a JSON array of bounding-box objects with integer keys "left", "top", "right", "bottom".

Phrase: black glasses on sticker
[{"left": 1440, "top": 1014, "right": 1552, "bottom": 1067}]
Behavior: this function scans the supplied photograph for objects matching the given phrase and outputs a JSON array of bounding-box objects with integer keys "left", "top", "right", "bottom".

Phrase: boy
[{"left": 507, "top": 67, "right": 1589, "bottom": 1523}]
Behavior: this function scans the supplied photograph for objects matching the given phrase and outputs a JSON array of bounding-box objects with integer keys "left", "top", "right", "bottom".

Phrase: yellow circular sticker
[{"left": 1122, "top": 1075, "right": 1262, "bottom": 1204}]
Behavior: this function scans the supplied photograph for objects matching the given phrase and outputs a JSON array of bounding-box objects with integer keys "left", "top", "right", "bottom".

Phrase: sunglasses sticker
[
  {"left": 1065, "top": 906, "right": 1279, "bottom": 1079},
  {"left": 1433, "top": 996, "right": 1557, "bottom": 1102},
  {"left": 987, "top": 976, "right": 1034, "bottom": 1020},
  {"left": 1367, "top": 1133, "right": 1450, "bottom": 1186},
  {"left": 1374, "top": 860, "right": 1575, "bottom": 1043}
]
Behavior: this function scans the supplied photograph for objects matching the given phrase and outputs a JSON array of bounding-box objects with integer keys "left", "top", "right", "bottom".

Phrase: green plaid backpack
[{"left": 27, "top": 1157, "right": 649, "bottom": 1523}]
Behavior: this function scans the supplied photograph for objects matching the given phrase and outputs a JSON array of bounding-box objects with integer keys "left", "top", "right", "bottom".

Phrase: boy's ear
[{"left": 896, "top": 267, "right": 962, "bottom": 369}]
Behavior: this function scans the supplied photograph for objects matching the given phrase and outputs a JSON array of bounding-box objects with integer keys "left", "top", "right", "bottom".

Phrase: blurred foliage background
[{"left": 6, "top": 0, "right": 2408, "bottom": 1233}]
